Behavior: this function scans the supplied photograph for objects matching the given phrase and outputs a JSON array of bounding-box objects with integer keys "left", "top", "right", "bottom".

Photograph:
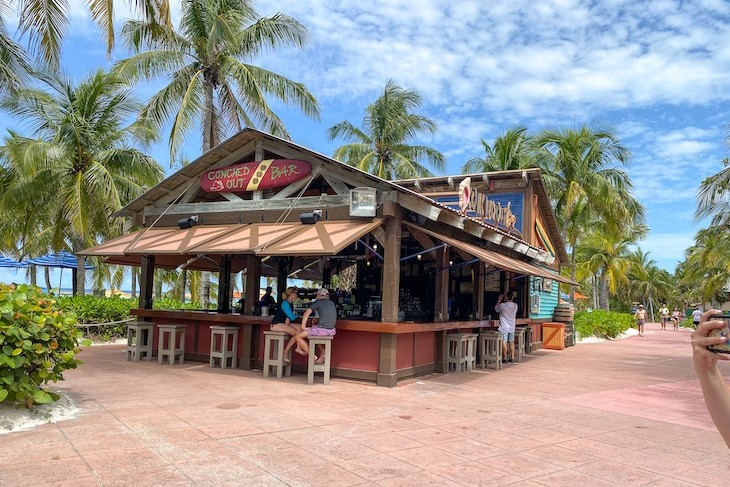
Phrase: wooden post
[
  {"left": 381, "top": 217, "right": 401, "bottom": 322},
  {"left": 138, "top": 255, "right": 155, "bottom": 309},
  {"left": 218, "top": 255, "right": 232, "bottom": 314},
  {"left": 434, "top": 247, "right": 449, "bottom": 322},
  {"left": 276, "top": 257, "right": 291, "bottom": 305},
  {"left": 477, "top": 261, "right": 485, "bottom": 319},
  {"left": 244, "top": 255, "right": 260, "bottom": 315},
  {"left": 377, "top": 333, "right": 398, "bottom": 387}
]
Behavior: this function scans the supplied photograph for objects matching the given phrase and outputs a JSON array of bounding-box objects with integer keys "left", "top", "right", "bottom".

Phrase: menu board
[{"left": 485, "top": 271, "right": 501, "bottom": 292}]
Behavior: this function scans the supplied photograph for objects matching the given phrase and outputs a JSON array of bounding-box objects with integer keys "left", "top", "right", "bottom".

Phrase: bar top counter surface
[{"left": 128, "top": 309, "right": 538, "bottom": 334}]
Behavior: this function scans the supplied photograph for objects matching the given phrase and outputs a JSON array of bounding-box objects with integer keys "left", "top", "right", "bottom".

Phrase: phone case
[{"left": 707, "top": 315, "right": 730, "bottom": 354}]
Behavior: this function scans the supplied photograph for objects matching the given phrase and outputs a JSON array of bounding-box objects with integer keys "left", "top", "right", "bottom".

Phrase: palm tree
[
  {"left": 533, "top": 121, "right": 645, "bottom": 300},
  {"left": 0, "top": 69, "right": 164, "bottom": 295},
  {"left": 680, "top": 227, "right": 730, "bottom": 306},
  {"left": 329, "top": 80, "right": 445, "bottom": 179},
  {"left": 116, "top": 0, "right": 320, "bottom": 162},
  {"left": 117, "top": 0, "right": 320, "bottom": 307},
  {"left": 461, "top": 126, "right": 535, "bottom": 173},
  {"left": 1, "top": 0, "right": 169, "bottom": 68}
]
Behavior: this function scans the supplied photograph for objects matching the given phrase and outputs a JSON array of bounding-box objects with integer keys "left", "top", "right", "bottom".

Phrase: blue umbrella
[
  {"left": 26, "top": 251, "right": 93, "bottom": 270},
  {"left": 0, "top": 255, "right": 28, "bottom": 268}
]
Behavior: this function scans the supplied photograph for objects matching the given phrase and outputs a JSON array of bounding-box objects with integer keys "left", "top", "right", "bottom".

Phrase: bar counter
[{"left": 131, "top": 309, "right": 547, "bottom": 386}]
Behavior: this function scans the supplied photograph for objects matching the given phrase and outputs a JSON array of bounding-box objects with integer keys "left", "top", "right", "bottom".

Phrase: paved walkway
[{"left": 1, "top": 322, "right": 729, "bottom": 486}]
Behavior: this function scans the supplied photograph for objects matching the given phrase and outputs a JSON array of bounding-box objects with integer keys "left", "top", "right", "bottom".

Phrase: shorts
[
  {"left": 693, "top": 321, "right": 700, "bottom": 329},
  {"left": 500, "top": 330, "right": 515, "bottom": 343},
  {"left": 637, "top": 319, "right": 645, "bottom": 326},
  {"left": 308, "top": 325, "right": 336, "bottom": 336}
]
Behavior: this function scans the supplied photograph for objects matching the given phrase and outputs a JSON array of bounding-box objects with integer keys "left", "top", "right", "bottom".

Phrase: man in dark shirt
[
  {"left": 297, "top": 288, "right": 336, "bottom": 363},
  {"left": 258, "top": 286, "right": 277, "bottom": 311}
]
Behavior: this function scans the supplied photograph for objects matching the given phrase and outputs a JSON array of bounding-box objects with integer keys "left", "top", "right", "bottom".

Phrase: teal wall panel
[{"left": 529, "top": 276, "right": 559, "bottom": 319}]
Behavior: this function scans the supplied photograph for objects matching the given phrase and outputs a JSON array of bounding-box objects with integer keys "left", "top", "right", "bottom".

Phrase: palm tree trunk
[
  {"left": 198, "top": 80, "right": 215, "bottom": 309},
  {"left": 592, "top": 273, "right": 599, "bottom": 310},
  {"left": 29, "top": 265, "right": 37, "bottom": 286},
  {"left": 599, "top": 268, "right": 609, "bottom": 311},
  {"left": 44, "top": 267, "right": 52, "bottom": 292},
  {"left": 181, "top": 269, "right": 187, "bottom": 302},
  {"left": 649, "top": 294, "right": 655, "bottom": 322},
  {"left": 75, "top": 254, "right": 85, "bottom": 296}
]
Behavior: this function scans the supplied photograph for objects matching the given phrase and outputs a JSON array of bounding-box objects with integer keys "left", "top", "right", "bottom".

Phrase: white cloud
[{"left": 637, "top": 232, "right": 695, "bottom": 266}]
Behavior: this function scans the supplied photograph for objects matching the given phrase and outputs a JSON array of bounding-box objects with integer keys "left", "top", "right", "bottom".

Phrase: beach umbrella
[
  {"left": 26, "top": 251, "right": 93, "bottom": 270},
  {"left": 25, "top": 251, "right": 93, "bottom": 295},
  {"left": 0, "top": 255, "right": 28, "bottom": 268}
]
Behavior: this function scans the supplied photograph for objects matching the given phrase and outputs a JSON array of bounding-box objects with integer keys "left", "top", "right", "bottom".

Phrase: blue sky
[{"left": 2, "top": 0, "right": 730, "bottom": 288}]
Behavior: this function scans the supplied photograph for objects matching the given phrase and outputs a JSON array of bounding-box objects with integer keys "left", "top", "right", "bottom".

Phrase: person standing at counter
[
  {"left": 271, "top": 287, "right": 300, "bottom": 362},
  {"left": 495, "top": 292, "right": 517, "bottom": 363},
  {"left": 294, "top": 288, "right": 336, "bottom": 364},
  {"left": 259, "top": 286, "right": 277, "bottom": 312}
]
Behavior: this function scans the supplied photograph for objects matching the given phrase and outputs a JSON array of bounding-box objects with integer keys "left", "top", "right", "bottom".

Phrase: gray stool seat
[
  {"left": 126, "top": 321, "right": 153, "bottom": 362},
  {"left": 158, "top": 324, "right": 186, "bottom": 365},
  {"left": 263, "top": 331, "right": 292, "bottom": 379},
  {"left": 514, "top": 327, "right": 526, "bottom": 363},
  {"left": 463, "top": 333, "right": 478, "bottom": 371},
  {"left": 307, "top": 336, "right": 333, "bottom": 385},
  {"left": 210, "top": 326, "right": 239, "bottom": 369},
  {"left": 479, "top": 330, "right": 503, "bottom": 370},
  {"left": 445, "top": 334, "right": 468, "bottom": 373}
]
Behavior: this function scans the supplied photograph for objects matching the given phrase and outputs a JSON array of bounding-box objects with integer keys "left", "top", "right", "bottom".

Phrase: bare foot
[
  {"left": 295, "top": 348, "right": 306, "bottom": 356},
  {"left": 283, "top": 356, "right": 291, "bottom": 363},
  {"left": 314, "top": 356, "right": 325, "bottom": 364}
]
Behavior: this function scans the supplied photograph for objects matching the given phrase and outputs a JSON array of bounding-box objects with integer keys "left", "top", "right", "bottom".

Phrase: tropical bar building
[{"left": 79, "top": 129, "right": 576, "bottom": 386}]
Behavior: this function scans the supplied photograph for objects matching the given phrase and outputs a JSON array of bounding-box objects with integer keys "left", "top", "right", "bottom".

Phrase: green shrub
[
  {"left": 153, "top": 297, "right": 207, "bottom": 310},
  {"left": 57, "top": 295, "right": 136, "bottom": 340},
  {"left": 0, "top": 284, "right": 89, "bottom": 407},
  {"left": 574, "top": 309, "right": 634, "bottom": 339}
]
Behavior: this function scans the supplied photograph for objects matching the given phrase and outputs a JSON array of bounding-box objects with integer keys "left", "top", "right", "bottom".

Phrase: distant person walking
[
  {"left": 634, "top": 304, "right": 647, "bottom": 337},
  {"left": 495, "top": 292, "right": 518, "bottom": 363},
  {"left": 659, "top": 304, "right": 669, "bottom": 331},
  {"left": 692, "top": 307, "right": 703, "bottom": 329},
  {"left": 671, "top": 308, "right": 680, "bottom": 331}
]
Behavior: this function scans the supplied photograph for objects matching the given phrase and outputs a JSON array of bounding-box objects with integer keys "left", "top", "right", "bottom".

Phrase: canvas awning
[
  {"left": 79, "top": 219, "right": 384, "bottom": 262},
  {"left": 255, "top": 219, "right": 385, "bottom": 256},
  {"left": 405, "top": 223, "right": 578, "bottom": 286}
]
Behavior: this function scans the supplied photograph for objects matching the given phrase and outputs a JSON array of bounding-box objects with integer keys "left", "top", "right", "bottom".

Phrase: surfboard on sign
[{"left": 200, "top": 159, "right": 312, "bottom": 193}]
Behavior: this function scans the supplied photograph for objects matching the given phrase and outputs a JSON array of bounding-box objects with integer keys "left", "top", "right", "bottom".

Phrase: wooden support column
[
  {"left": 381, "top": 217, "right": 401, "bottom": 323},
  {"left": 276, "top": 257, "right": 291, "bottom": 304},
  {"left": 434, "top": 247, "right": 449, "bottom": 322},
  {"left": 477, "top": 261, "right": 485, "bottom": 320},
  {"left": 138, "top": 255, "right": 155, "bottom": 309},
  {"left": 377, "top": 333, "right": 398, "bottom": 387},
  {"left": 217, "top": 255, "right": 232, "bottom": 314},
  {"left": 240, "top": 255, "right": 260, "bottom": 371}
]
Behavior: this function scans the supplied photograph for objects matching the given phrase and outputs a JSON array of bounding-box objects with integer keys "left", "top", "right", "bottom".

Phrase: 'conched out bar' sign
[{"left": 201, "top": 159, "right": 312, "bottom": 192}]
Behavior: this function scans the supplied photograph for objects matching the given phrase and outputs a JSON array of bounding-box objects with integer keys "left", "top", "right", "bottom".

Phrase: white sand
[
  {"left": 577, "top": 327, "right": 639, "bottom": 344},
  {"left": 0, "top": 394, "right": 78, "bottom": 434},
  {"left": 0, "top": 339, "right": 126, "bottom": 434}
]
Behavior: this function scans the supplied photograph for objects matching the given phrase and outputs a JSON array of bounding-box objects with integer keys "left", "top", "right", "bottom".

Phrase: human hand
[{"left": 691, "top": 309, "right": 730, "bottom": 376}]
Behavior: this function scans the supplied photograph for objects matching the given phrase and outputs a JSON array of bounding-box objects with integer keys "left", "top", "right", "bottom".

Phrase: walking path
[{"left": 1, "top": 322, "right": 729, "bottom": 486}]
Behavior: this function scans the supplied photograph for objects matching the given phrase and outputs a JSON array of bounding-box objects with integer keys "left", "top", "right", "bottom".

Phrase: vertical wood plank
[{"left": 381, "top": 217, "right": 401, "bottom": 323}]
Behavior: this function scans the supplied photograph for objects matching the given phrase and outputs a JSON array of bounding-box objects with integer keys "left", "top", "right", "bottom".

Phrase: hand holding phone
[{"left": 707, "top": 314, "right": 730, "bottom": 354}]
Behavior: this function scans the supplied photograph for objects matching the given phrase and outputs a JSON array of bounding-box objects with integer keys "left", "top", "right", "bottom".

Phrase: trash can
[{"left": 542, "top": 322, "right": 565, "bottom": 350}]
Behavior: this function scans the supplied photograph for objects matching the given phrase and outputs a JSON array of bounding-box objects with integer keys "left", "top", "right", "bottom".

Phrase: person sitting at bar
[
  {"left": 259, "top": 286, "right": 277, "bottom": 312},
  {"left": 292, "top": 288, "right": 337, "bottom": 364},
  {"left": 271, "top": 287, "right": 301, "bottom": 362},
  {"left": 495, "top": 291, "right": 518, "bottom": 363}
]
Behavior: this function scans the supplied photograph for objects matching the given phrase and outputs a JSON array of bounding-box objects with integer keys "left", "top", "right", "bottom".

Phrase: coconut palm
[
  {"left": 461, "top": 126, "right": 535, "bottom": 173},
  {"left": 1, "top": 0, "right": 169, "bottom": 68},
  {"left": 116, "top": 0, "right": 320, "bottom": 161},
  {"left": 0, "top": 69, "right": 164, "bottom": 295},
  {"left": 329, "top": 80, "right": 445, "bottom": 179},
  {"left": 533, "top": 121, "right": 645, "bottom": 300},
  {"left": 117, "top": 0, "right": 320, "bottom": 307},
  {"left": 680, "top": 227, "right": 730, "bottom": 305}
]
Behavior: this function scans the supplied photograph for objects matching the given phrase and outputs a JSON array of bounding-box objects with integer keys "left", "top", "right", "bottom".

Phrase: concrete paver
[{"left": 1, "top": 322, "right": 729, "bottom": 486}]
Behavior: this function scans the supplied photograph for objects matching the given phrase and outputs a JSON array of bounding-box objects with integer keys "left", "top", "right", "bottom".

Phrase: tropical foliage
[
  {"left": 574, "top": 309, "right": 633, "bottom": 339},
  {"left": 0, "top": 70, "right": 164, "bottom": 295},
  {"left": 116, "top": 0, "right": 320, "bottom": 161},
  {"left": 461, "top": 126, "right": 535, "bottom": 173},
  {"left": 329, "top": 80, "right": 445, "bottom": 179},
  {"left": 0, "top": 284, "right": 88, "bottom": 407}
]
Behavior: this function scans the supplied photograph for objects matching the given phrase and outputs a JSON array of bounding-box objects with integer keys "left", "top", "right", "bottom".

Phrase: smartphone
[{"left": 707, "top": 314, "right": 730, "bottom": 354}]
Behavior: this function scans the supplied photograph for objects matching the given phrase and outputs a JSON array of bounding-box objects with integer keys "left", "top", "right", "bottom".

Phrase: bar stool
[
  {"left": 479, "top": 330, "right": 502, "bottom": 370},
  {"left": 519, "top": 325, "right": 533, "bottom": 354},
  {"left": 263, "top": 331, "right": 292, "bottom": 379},
  {"left": 308, "top": 336, "right": 333, "bottom": 385},
  {"left": 126, "top": 321, "right": 153, "bottom": 362},
  {"left": 445, "top": 334, "right": 468, "bottom": 373},
  {"left": 514, "top": 327, "right": 526, "bottom": 363},
  {"left": 464, "top": 333, "right": 478, "bottom": 371},
  {"left": 210, "top": 326, "right": 239, "bottom": 369},
  {"left": 157, "top": 324, "right": 186, "bottom": 365}
]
